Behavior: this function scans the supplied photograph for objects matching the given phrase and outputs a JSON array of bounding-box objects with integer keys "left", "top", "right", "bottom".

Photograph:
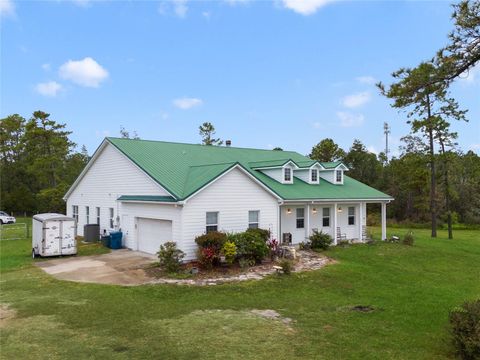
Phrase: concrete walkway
[{"left": 35, "top": 250, "right": 157, "bottom": 286}]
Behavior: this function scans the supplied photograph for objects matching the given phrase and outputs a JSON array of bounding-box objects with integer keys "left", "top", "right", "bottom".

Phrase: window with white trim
[
  {"left": 284, "top": 167, "right": 292, "bottom": 182},
  {"left": 248, "top": 211, "right": 259, "bottom": 229},
  {"left": 109, "top": 208, "right": 114, "bottom": 228},
  {"left": 348, "top": 206, "right": 355, "bottom": 225},
  {"left": 85, "top": 206, "right": 90, "bottom": 224},
  {"left": 296, "top": 208, "right": 305, "bottom": 229},
  {"left": 322, "top": 207, "right": 330, "bottom": 227},
  {"left": 206, "top": 212, "right": 219, "bottom": 233},
  {"left": 311, "top": 169, "right": 318, "bottom": 182},
  {"left": 336, "top": 170, "right": 342, "bottom": 183},
  {"left": 72, "top": 205, "right": 78, "bottom": 222},
  {"left": 96, "top": 207, "right": 100, "bottom": 225}
]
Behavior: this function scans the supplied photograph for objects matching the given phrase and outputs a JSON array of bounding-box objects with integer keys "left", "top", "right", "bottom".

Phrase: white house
[{"left": 64, "top": 138, "right": 393, "bottom": 259}]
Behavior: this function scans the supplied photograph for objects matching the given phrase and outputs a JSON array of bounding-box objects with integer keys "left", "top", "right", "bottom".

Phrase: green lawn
[{"left": 1, "top": 221, "right": 479, "bottom": 359}]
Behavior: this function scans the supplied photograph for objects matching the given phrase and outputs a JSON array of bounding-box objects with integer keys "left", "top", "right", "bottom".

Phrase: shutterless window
[
  {"left": 85, "top": 206, "right": 90, "bottom": 224},
  {"left": 284, "top": 167, "right": 292, "bottom": 182},
  {"left": 109, "top": 208, "right": 114, "bottom": 228},
  {"left": 322, "top": 207, "right": 330, "bottom": 227},
  {"left": 311, "top": 169, "right": 318, "bottom": 182},
  {"left": 206, "top": 212, "right": 219, "bottom": 233},
  {"left": 248, "top": 211, "right": 259, "bottom": 229},
  {"left": 96, "top": 207, "right": 100, "bottom": 225},
  {"left": 72, "top": 205, "right": 79, "bottom": 222},
  {"left": 296, "top": 208, "right": 305, "bottom": 229},
  {"left": 336, "top": 170, "right": 342, "bottom": 182},
  {"left": 348, "top": 206, "right": 355, "bottom": 225}
]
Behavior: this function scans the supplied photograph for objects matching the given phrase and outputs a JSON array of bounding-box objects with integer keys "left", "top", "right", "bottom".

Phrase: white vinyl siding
[
  {"left": 65, "top": 143, "right": 170, "bottom": 236},
  {"left": 181, "top": 167, "right": 279, "bottom": 260}
]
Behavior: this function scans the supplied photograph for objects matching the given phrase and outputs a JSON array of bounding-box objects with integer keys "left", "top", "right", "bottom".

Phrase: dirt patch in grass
[
  {"left": 0, "top": 304, "right": 16, "bottom": 328},
  {"left": 147, "top": 309, "right": 297, "bottom": 358},
  {"left": 350, "top": 305, "right": 376, "bottom": 313}
]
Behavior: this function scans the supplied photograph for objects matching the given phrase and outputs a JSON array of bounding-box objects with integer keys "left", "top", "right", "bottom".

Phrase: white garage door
[{"left": 137, "top": 218, "right": 173, "bottom": 254}]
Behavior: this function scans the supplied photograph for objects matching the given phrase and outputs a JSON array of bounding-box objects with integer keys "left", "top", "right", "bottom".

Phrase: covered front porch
[{"left": 279, "top": 200, "right": 389, "bottom": 245}]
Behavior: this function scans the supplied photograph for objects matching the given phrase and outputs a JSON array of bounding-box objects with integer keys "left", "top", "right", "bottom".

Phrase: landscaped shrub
[
  {"left": 278, "top": 259, "right": 293, "bottom": 275},
  {"left": 298, "top": 240, "right": 311, "bottom": 250},
  {"left": 197, "top": 246, "right": 216, "bottom": 269},
  {"left": 238, "top": 257, "right": 255, "bottom": 269},
  {"left": 229, "top": 231, "right": 269, "bottom": 263},
  {"left": 246, "top": 228, "right": 270, "bottom": 242},
  {"left": 402, "top": 231, "right": 415, "bottom": 246},
  {"left": 195, "top": 231, "right": 227, "bottom": 252},
  {"left": 449, "top": 299, "right": 480, "bottom": 360},
  {"left": 221, "top": 241, "right": 237, "bottom": 265},
  {"left": 309, "top": 230, "right": 332, "bottom": 250},
  {"left": 157, "top": 242, "right": 185, "bottom": 273}
]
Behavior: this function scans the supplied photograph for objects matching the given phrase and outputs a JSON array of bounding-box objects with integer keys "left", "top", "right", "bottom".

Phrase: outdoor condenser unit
[{"left": 32, "top": 213, "right": 77, "bottom": 258}]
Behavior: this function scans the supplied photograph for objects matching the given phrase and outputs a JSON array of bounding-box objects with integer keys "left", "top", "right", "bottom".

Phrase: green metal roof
[
  {"left": 117, "top": 195, "right": 177, "bottom": 202},
  {"left": 107, "top": 137, "right": 392, "bottom": 201}
]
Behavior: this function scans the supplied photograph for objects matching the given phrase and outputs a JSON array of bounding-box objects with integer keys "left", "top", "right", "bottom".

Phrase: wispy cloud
[
  {"left": 337, "top": 111, "right": 364, "bottom": 128},
  {"left": 202, "top": 11, "right": 211, "bottom": 20},
  {"left": 282, "top": 0, "right": 337, "bottom": 15},
  {"left": 41, "top": 63, "right": 51, "bottom": 71},
  {"left": 59, "top": 57, "right": 109, "bottom": 88},
  {"left": 341, "top": 91, "right": 371, "bottom": 108},
  {"left": 356, "top": 76, "right": 377, "bottom": 85},
  {"left": 173, "top": 97, "right": 203, "bottom": 109},
  {"left": 35, "top": 81, "right": 63, "bottom": 97},
  {"left": 0, "top": 0, "right": 15, "bottom": 17},
  {"left": 173, "top": 0, "right": 188, "bottom": 18},
  {"left": 70, "top": 0, "right": 91, "bottom": 7}
]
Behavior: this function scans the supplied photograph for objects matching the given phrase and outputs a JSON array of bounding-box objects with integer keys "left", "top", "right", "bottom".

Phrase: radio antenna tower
[{"left": 383, "top": 122, "right": 390, "bottom": 161}]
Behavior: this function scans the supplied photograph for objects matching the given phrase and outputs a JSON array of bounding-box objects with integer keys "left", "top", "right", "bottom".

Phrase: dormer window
[
  {"left": 284, "top": 167, "right": 292, "bottom": 182},
  {"left": 336, "top": 170, "right": 342, "bottom": 183},
  {"left": 311, "top": 169, "right": 318, "bottom": 182}
]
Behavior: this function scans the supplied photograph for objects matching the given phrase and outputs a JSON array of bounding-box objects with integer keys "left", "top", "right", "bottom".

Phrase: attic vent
[{"left": 226, "top": 140, "right": 232, "bottom": 147}]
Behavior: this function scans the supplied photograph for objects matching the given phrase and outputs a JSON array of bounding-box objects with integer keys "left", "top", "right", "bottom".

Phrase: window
[
  {"left": 336, "top": 170, "right": 342, "bottom": 183},
  {"left": 206, "top": 212, "right": 218, "bottom": 233},
  {"left": 96, "top": 207, "right": 100, "bottom": 225},
  {"left": 296, "top": 208, "right": 305, "bottom": 229},
  {"left": 248, "top": 211, "right": 259, "bottom": 229},
  {"left": 72, "top": 205, "right": 79, "bottom": 222},
  {"left": 109, "top": 208, "right": 114, "bottom": 228},
  {"left": 322, "top": 207, "right": 330, "bottom": 227},
  {"left": 348, "top": 206, "right": 355, "bottom": 225},
  {"left": 311, "top": 169, "right": 318, "bottom": 182},
  {"left": 85, "top": 206, "right": 90, "bottom": 224},
  {"left": 284, "top": 167, "right": 292, "bottom": 182}
]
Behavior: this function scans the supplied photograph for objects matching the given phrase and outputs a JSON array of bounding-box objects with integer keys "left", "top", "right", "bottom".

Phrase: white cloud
[
  {"left": 341, "top": 91, "right": 371, "bottom": 108},
  {"left": 173, "top": 97, "right": 203, "bottom": 109},
  {"left": 71, "top": 0, "right": 91, "bottom": 7},
  {"left": 224, "top": 0, "right": 250, "bottom": 5},
  {"left": 35, "top": 81, "right": 63, "bottom": 97},
  {"left": 0, "top": 0, "right": 15, "bottom": 17},
  {"left": 471, "top": 143, "right": 480, "bottom": 150},
  {"left": 356, "top": 76, "right": 376, "bottom": 85},
  {"left": 459, "top": 64, "right": 480, "bottom": 85},
  {"left": 336, "top": 111, "right": 364, "bottom": 128},
  {"left": 59, "top": 57, "right": 109, "bottom": 87},
  {"left": 41, "top": 63, "right": 51, "bottom": 71},
  {"left": 202, "top": 11, "right": 211, "bottom": 19},
  {"left": 173, "top": 0, "right": 188, "bottom": 18},
  {"left": 282, "top": 0, "right": 337, "bottom": 15}
]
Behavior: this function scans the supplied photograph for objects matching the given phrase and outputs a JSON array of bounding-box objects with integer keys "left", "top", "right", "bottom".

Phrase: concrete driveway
[{"left": 35, "top": 250, "right": 157, "bottom": 286}]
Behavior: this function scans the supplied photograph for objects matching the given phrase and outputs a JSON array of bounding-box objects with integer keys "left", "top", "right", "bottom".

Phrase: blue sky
[{"left": 1, "top": 0, "right": 479, "bottom": 157}]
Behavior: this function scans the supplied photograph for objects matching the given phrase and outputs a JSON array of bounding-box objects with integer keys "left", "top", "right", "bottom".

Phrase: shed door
[
  {"left": 137, "top": 218, "right": 172, "bottom": 255},
  {"left": 44, "top": 221, "right": 61, "bottom": 256}
]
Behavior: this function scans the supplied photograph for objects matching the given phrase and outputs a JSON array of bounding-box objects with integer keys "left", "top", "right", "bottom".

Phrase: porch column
[
  {"left": 381, "top": 202, "right": 387, "bottom": 241},
  {"left": 358, "top": 203, "right": 362, "bottom": 241},
  {"left": 306, "top": 204, "right": 310, "bottom": 241},
  {"left": 333, "top": 202, "right": 338, "bottom": 245}
]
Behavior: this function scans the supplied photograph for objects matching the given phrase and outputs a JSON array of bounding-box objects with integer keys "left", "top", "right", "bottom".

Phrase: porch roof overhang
[{"left": 280, "top": 198, "right": 393, "bottom": 204}]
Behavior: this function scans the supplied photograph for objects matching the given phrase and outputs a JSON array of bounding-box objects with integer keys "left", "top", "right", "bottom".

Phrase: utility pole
[{"left": 383, "top": 122, "right": 390, "bottom": 161}]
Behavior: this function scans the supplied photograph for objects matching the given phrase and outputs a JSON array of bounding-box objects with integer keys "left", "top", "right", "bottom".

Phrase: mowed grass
[{"left": 0, "top": 222, "right": 479, "bottom": 359}]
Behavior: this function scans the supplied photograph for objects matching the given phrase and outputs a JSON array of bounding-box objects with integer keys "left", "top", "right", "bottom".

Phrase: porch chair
[{"left": 336, "top": 227, "right": 347, "bottom": 243}]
